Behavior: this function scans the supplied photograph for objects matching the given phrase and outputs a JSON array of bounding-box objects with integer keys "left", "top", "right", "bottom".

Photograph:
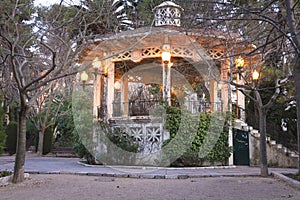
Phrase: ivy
[{"left": 164, "top": 106, "right": 232, "bottom": 166}]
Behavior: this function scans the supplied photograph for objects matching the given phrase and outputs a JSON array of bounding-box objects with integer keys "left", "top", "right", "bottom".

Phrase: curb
[
  {"left": 272, "top": 172, "right": 300, "bottom": 189},
  {"left": 0, "top": 175, "right": 13, "bottom": 186},
  {"left": 77, "top": 160, "right": 237, "bottom": 170},
  {"left": 0, "top": 173, "right": 30, "bottom": 186},
  {"left": 24, "top": 170, "right": 261, "bottom": 180}
]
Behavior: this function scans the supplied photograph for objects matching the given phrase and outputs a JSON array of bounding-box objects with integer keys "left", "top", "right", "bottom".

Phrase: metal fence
[{"left": 112, "top": 100, "right": 223, "bottom": 117}]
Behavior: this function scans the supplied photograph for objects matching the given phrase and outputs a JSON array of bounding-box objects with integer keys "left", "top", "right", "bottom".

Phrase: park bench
[{"left": 51, "top": 147, "right": 76, "bottom": 157}]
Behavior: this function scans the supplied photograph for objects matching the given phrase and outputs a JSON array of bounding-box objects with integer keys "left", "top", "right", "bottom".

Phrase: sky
[{"left": 34, "top": 0, "right": 80, "bottom": 7}]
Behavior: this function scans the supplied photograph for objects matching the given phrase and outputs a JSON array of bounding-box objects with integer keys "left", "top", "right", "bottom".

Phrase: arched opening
[{"left": 112, "top": 56, "right": 221, "bottom": 118}]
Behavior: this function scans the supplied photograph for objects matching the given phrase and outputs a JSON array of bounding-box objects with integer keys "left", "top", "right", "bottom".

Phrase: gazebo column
[
  {"left": 220, "top": 61, "right": 230, "bottom": 112},
  {"left": 107, "top": 60, "right": 115, "bottom": 119},
  {"left": 162, "top": 43, "right": 172, "bottom": 106},
  {"left": 209, "top": 80, "right": 218, "bottom": 112},
  {"left": 93, "top": 75, "right": 101, "bottom": 119},
  {"left": 121, "top": 76, "right": 129, "bottom": 116},
  {"left": 223, "top": 60, "right": 234, "bottom": 166},
  {"left": 162, "top": 61, "right": 171, "bottom": 106}
]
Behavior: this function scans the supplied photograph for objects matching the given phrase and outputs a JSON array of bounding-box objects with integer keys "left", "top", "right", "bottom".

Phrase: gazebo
[{"left": 76, "top": 1, "right": 256, "bottom": 165}]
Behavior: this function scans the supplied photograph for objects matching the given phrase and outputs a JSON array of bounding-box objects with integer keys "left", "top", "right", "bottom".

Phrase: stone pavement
[{"left": 0, "top": 153, "right": 298, "bottom": 180}]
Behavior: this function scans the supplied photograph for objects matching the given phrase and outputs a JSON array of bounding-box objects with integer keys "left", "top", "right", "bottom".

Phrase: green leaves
[{"left": 164, "top": 106, "right": 232, "bottom": 166}]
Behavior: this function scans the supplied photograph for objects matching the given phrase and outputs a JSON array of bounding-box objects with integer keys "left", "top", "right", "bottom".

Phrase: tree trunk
[
  {"left": 285, "top": 0, "right": 300, "bottom": 174},
  {"left": 294, "top": 65, "right": 300, "bottom": 174},
  {"left": 12, "top": 101, "right": 28, "bottom": 183},
  {"left": 255, "top": 91, "right": 269, "bottom": 177},
  {"left": 37, "top": 129, "right": 44, "bottom": 157},
  {"left": 258, "top": 108, "right": 268, "bottom": 177}
]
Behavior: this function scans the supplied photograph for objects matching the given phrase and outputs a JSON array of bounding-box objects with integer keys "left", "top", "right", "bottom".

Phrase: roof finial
[{"left": 153, "top": 1, "right": 183, "bottom": 27}]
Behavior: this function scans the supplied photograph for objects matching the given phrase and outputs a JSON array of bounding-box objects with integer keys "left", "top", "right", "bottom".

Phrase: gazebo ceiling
[
  {"left": 78, "top": 26, "right": 259, "bottom": 70},
  {"left": 80, "top": 27, "right": 218, "bottom": 64}
]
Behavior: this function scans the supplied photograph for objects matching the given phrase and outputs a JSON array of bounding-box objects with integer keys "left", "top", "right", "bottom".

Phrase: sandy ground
[{"left": 0, "top": 174, "right": 299, "bottom": 200}]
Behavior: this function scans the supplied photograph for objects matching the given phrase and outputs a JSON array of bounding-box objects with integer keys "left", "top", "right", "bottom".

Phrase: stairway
[{"left": 242, "top": 124, "right": 298, "bottom": 168}]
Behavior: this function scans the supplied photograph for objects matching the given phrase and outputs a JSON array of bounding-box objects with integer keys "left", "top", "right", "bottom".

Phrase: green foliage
[
  {"left": 26, "top": 120, "right": 38, "bottom": 150},
  {"left": 72, "top": 87, "right": 139, "bottom": 165},
  {"left": 164, "top": 106, "right": 232, "bottom": 166},
  {"left": 0, "top": 170, "right": 12, "bottom": 178},
  {"left": 72, "top": 88, "right": 94, "bottom": 161},
  {"left": 246, "top": 73, "right": 298, "bottom": 151},
  {"left": 73, "top": 130, "right": 97, "bottom": 164},
  {"left": 105, "top": 123, "right": 139, "bottom": 153},
  {"left": 0, "top": 107, "right": 6, "bottom": 154},
  {"left": 73, "top": 121, "right": 139, "bottom": 165},
  {"left": 55, "top": 98, "right": 75, "bottom": 147},
  {"left": 136, "top": 0, "right": 164, "bottom": 26},
  {"left": 5, "top": 121, "right": 17, "bottom": 155},
  {"left": 42, "top": 127, "right": 54, "bottom": 155}
]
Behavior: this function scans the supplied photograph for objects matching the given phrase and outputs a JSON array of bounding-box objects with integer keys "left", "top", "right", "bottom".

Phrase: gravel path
[{"left": 0, "top": 174, "right": 299, "bottom": 200}]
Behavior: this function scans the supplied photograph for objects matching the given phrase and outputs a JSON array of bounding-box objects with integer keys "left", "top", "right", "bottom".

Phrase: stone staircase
[
  {"left": 245, "top": 125, "right": 298, "bottom": 168},
  {"left": 234, "top": 119, "right": 298, "bottom": 168}
]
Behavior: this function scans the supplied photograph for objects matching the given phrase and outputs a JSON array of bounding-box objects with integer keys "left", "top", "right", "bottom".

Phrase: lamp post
[
  {"left": 235, "top": 56, "right": 245, "bottom": 80},
  {"left": 80, "top": 71, "right": 89, "bottom": 89},
  {"left": 231, "top": 64, "right": 269, "bottom": 176},
  {"left": 234, "top": 56, "right": 245, "bottom": 119},
  {"left": 162, "top": 50, "right": 171, "bottom": 105},
  {"left": 252, "top": 69, "right": 268, "bottom": 176},
  {"left": 92, "top": 58, "right": 102, "bottom": 80},
  {"left": 252, "top": 69, "right": 259, "bottom": 86},
  {"left": 80, "top": 57, "right": 108, "bottom": 121}
]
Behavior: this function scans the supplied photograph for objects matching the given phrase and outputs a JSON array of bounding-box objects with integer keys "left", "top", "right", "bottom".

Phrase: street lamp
[
  {"left": 114, "top": 80, "right": 121, "bottom": 90},
  {"left": 162, "top": 51, "right": 171, "bottom": 63},
  {"left": 80, "top": 71, "right": 89, "bottom": 89},
  {"left": 252, "top": 69, "right": 259, "bottom": 80},
  {"left": 252, "top": 69, "right": 259, "bottom": 87},
  {"left": 92, "top": 57, "right": 101, "bottom": 80},
  {"left": 235, "top": 56, "right": 244, "bottom": 80}
]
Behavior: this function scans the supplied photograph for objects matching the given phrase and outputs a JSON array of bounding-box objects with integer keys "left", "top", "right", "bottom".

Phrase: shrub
[
  {"left": 5, "top": 121, "right": 17, "bottom": 155},
  {"left": 73, "top": 130, "right": 97, "bottom": 164},
  {"left": 55, "top": 99, "right": 75, "bottom": 147},
  {"left": 73, "top": 121, "right": 139, "bottom": 165},
  {"left": 26, "top": 120, "right": 38, "bottom": 151},
  {"left": 0, "top": 107, "right": 6, "bottom": 154},
  {"left": 164, "top": 106, "right": 232, "bottom": 166},
  {"left": 0, "top": 170, "right": 12, "bottom": 177},
  {"left": 43, "top": 127, "right": 54, "bottom": 155}
]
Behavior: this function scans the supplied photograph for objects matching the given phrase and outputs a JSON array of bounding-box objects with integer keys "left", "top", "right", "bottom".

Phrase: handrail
[{"left": 112, "top": 100, "right": 223, "bottom": 117}]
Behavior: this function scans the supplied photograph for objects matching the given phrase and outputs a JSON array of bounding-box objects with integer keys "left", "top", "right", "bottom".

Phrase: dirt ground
[{"left": 0, "top": 174, "right": 299, "bottom": 200}]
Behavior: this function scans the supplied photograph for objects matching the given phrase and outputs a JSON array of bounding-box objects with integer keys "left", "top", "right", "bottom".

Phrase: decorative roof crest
[{"left": 153, "top": 1, "right": 183, "bottom": 27}]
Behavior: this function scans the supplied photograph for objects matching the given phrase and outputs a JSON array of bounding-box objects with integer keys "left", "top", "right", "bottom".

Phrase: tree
[
  {"left": 0, "top": 99, "right": 6, "bottom": 154},
  {"left": 175, "top": 0, "right": 299, "bottom": 175},
  {"left": 285, "top": 0, "right": 300, "bottom": 174},
  {"left": 0, "top": 0, "right": 131, "bottom": 183},
  {"left": 29, "top": 81, "right": 62, "bottom": 156},
  {"left": 1, "top": 1, "right": 84, "bottom": 183}
]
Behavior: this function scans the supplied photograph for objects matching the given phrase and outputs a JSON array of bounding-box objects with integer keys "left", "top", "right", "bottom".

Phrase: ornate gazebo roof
[{"left": 78, "top": 1, "right": 258, "bottom": 71}]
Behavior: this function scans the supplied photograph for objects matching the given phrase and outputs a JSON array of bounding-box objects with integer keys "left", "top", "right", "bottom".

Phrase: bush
[
  {"left": 5, "top": 121, "right": 17, "bottom": 155},
  {"left": 0, "top": 107, "right": 6, "bottom": 154},
  {"left": 55, "top": 99, "right": 75, "bottom": 147},
  {"left": 73, "top": 121, "right": 139, "bottom": 165},
  {"left": 73, "top": 130, "right": 97, "bottom": 164},
  {"left": 43, "top": 127, "right": 54, "bottom": 155},
  {"left": 26, "top": 120, "right": 38, "bottom": 151},
  {"left": 0, "top": 170, "right": 12, "bottom": 177},
  {"left": 164, "top": 106, "right": 232, "bottom": 167}
]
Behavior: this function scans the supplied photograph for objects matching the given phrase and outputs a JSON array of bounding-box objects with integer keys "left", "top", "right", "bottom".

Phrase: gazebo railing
[{"left": 112, "top": 100, "right": 223, "bottom": 117}]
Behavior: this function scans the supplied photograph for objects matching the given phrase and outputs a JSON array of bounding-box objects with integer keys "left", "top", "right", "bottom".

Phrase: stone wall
[{"left": 249, "top": 129, "right": 298, "bottom": 168}]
